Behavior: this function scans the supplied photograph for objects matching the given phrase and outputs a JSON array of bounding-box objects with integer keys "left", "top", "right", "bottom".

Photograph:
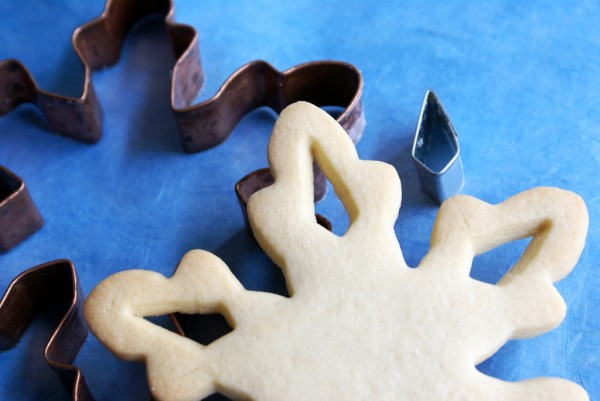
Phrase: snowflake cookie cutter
[
  {"left": 0, "top": 0, "right": 199, "bottom": 143},
  {"left": 1, "top": 0, "right": 364, "bottom": 237},
  {"left": 0, "top": 165, "right": 43, "bottom": 252},
  {"left": 0, "top": 260, "right": 94, "bottom": 401},
  {"left": 0, "top": 0, "right": 365, "bottom": 151},
  {"left": 84, "top": 102, "right": 589, "bottom": 401},
  {"left": 412, "top": 90, "right": 464, "bottom": 203}
]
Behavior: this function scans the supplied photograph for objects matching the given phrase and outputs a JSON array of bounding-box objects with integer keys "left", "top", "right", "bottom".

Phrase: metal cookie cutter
[
  {"left": 0, "top": 260, "right": 94, "bottom": 401},
  {"left": 1, "top": 0, "right": 365, "bottom": 235},
  {"left": 412, "top": 90, "right": 464, "bottom": 204},
  {"left": 221, "top": 61, "right": 363, "bottom": 234},
  {"left": 178, "top": 59, "right": 364, "bottom": 153},
  {"left": 0, "top": 0, "right": 364, "bottom": 154},
  {"left": 0, "top": 166, "right": 43, "bottom": 252},
  {"left": 0, "top": 0, "right": 201, "bottom": 143},
  {"left": 0, "top": 0, "right": 365, "bottom": 151}
]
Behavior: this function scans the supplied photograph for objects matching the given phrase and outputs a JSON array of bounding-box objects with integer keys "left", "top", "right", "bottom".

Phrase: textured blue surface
[{"left": 1, "top": 0, "right": 599, "bottom": 400}]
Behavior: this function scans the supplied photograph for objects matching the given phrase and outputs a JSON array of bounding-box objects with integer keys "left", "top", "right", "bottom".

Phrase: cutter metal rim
[
  {"left": 174, "top": 59, "right": 365, "bottom": 153},
  {"left": 0, "top": 165, "right": 44, "bottom": 252},
  {"left": 0, "top": 165, "right": 24, "bottom": 207},
  {"left": 0, "top": 259, "right": 94, "bottom": 401}
]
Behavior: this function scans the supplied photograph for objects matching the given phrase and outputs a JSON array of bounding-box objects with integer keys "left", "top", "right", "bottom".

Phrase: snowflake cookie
[{"left": 84, "top": 102, "right": 589, "bottom": 401}]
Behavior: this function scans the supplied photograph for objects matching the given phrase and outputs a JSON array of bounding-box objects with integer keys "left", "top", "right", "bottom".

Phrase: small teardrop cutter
[{"left": 412, "top": 90, "right": 464, "bottom": 204}]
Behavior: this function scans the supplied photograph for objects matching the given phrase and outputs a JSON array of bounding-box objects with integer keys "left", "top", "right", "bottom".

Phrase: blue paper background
[{"left": 1, "top": 0, "right": 598, "bottom": 400}]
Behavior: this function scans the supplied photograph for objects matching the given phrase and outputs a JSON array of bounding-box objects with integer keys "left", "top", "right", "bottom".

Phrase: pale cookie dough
[{"left": 84, "top": 101, "right": 590, "bottom": 401}]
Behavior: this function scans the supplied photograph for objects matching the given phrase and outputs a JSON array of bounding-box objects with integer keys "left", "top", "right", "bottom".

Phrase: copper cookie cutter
[
  {"left": 0, "top": 0, "right": 364, "bottom": 150},
  {"left": 0, "top": 259, "right": 210, "bottom": 401},
  {"left": 0, "top": 166, "right": 43, "bottom": 252},
  {"left": 0, "top": 260, "right": 94, "bottom": 401},
  {"left": 193, "top": 59, "right": 363, "bottom": 234},
  {"left": 0, "top": 0, "right": 364, "bottom": 238}
]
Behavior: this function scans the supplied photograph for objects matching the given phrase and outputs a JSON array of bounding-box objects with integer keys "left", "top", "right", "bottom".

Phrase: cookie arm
[
  {"left": 422, "top": 187, "right": 588, "bottom": 337},
  {"left": 84, "top": 250, "right": 245, "bottom": 401},
  {"left": 248, "top": 102, "right": 406, "bottom": 293},
  {"left": 421, "top": 187, "right": 587, "bottom": 280}
]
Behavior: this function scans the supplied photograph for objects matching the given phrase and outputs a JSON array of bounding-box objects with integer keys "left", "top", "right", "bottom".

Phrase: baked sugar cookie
[{"left": 84, "top": 102, "right": 589, "bottom": 401}]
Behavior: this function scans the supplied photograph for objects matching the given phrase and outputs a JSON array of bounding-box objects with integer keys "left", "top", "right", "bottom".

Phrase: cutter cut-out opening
[
  {"left": 315, "top": 181, "right": 350, "bottom": 236},
  {"left": 470, "top": 237, "right": 532, "bottom": 284},
  {"left": 143, "top": 315, "right": 181, "bottom": 334},
  {"left": 171, "top": 312, "right": 234, "bottom": 346},
  {"left": 310, "top": 132, "right": 360, "bottom": 237},
  {"left": 202, "top": 393, "right": 234, "bottom": 401}
]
